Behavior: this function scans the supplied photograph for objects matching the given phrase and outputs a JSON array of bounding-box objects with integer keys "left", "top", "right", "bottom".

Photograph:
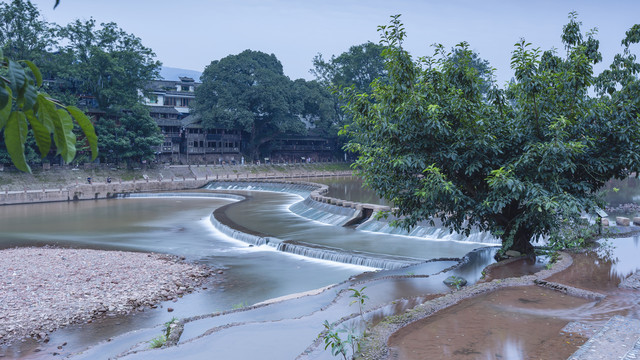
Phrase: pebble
[{"left": 0, "top": 247, "right": 215, "bottom": 346}]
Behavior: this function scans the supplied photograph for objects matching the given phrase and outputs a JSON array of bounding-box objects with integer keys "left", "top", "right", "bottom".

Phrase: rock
[
  {"left": 443, "top": 275, "right": 467, "bottom": 288},
  {"left": 616, "top": 217, "right": 630, "bottom": 226},
  {"left": 167, "top": 308, "right": 174, "bottom": 312},
  {"left": 217, "top": 270, "right": 224, "bottom": 274},
  {"left": 505, "top": 250, "right": 521, "bottom": 257},
  {"left": 633, "top": 217, "right": 640, "bottom": 225},
  {"left": 601, "top": 218, "right": 610, "bottom": 226}
]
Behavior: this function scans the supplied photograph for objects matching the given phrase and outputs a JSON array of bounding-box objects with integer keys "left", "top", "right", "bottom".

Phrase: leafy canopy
[
  {"left": 195, "top": 50, "right": 336, "bottom": 158},
  {"left": 342, "top": 14, "right": 640, "bottom": 255}
]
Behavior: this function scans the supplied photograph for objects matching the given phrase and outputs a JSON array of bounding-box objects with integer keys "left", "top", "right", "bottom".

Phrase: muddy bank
[
  {"left": 356, "top": 252, "right": 574, "bottom": 360},
  {"left": 0, "top": 247, "right": 215, "bottom": 346}
]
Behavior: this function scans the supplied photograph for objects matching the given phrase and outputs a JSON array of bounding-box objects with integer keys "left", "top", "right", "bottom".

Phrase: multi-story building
[{"left": 143, "top": 76, "right": 242, "bottom": 164}]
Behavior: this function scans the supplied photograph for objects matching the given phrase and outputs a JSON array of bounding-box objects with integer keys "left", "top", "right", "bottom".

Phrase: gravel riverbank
[{"left": 0, "top": 247, "right": 214, "bottom": 346}]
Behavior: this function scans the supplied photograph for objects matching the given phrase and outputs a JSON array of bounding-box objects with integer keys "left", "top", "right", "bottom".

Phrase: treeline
[
  {"left": 0, "top": 0, "right": 163, "bottom": 166},
  {"left": 0, "top": 0, "right": 393, "bottom": 167},
  {"left": 193, "top": 43, "right": 388, "bottom": 159}
]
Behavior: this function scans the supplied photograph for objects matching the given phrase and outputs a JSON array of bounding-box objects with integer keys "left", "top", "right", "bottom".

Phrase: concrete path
[{"left": 568, "top": 316, "right": 640, "bottom": 360}]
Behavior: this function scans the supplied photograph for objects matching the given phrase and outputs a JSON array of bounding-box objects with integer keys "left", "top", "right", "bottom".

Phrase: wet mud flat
[
  {"left": 0, "top": 247, "right": 214, "bottom": 347},
  {"left": 361, "top": 236, "right": 640, "bottom": 360},
  {"left": 388, "top": 286, "right": 591, "bottom": 359}
]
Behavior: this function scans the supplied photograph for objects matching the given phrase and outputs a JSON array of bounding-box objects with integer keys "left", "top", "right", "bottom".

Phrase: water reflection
[
  {"left": 310, "top": 176, "right": 390, "bottom": 206},
  {"left": 388, "top": 286, "right": 594, "bottom": 360},
  {"left": 390, "top": 236, "right": 640, "bottom": 359}
]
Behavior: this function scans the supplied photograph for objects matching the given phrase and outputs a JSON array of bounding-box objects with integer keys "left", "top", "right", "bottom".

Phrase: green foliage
[
  {"left": 0, "top": 0, "right": 164, "bottom": 169},
  {"left": 149, "top": 335, "right": 166, "bottom": 349},
  {"left": 0, "top": 0, "right": 56, "bottom": 62},
  {"left": 312, "top": 42, "right": 387, "bottom": 95},
  {"left": 195, "top": 50, "right": 335, "bottom": 159},
  {"left": 95, "top": 103, "right": 162, "bottom": 165},
  {"left": 321, "top": 321, "right": 361, "bottom": 360},
  {"left": 148, "top": 317, "right": 177, "bottom": 349},
  {"left": 164, "top": 317, "right": 177, "bottom": 339},
  {"left": 0, "top": 48, "right": 97, "bottom": 171},
  {"left": 231, "top": 302, "right": 247, "bottom": 310},
  {"left": 342, "top": 14, "right": 640, "bottom": 256},
  {"left": 56, "top": 18, "right": 161, "bottom": 110},
  {"left": 348, "top": 286, "right": 369, "bottom": 320}
]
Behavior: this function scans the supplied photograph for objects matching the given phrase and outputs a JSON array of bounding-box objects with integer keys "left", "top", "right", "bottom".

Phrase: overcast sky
[{"left": 31, "top": 0, "right": 640, "bottom": 86}]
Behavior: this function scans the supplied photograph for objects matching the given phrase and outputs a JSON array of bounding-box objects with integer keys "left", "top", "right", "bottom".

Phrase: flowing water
[
  {"left": 0, "top": 178, "right": 492, "bottom": 359},
  {"left": 2, "top": 176, "right": 636, "bottom": 360}
]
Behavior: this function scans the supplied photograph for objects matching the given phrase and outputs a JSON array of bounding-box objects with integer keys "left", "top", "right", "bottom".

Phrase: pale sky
[{"left": 31, "top": 0, "right": 640, "bottom": 86}]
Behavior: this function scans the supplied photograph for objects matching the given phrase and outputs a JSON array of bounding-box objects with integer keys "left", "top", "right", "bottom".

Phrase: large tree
[
  {"left": 54, "top": 18, "right": 162, "bottom": 165},
  {"left": 312, "top": 42, "right": 387, "bottom": 95},
  {"left": 95, "top": 103, "right": 162, "bottom": 165},
  {"left": 195, "top": 50, "right": 334, "bottom": 159},
  {"left": 56, "top": 19, "right": 161, "bottom": 110},
  {"left": 342, "top": 14, "right": 640, "bottom": 257},
  {"left": 0, "top": 0, "right": 55, "bottom": 62}
]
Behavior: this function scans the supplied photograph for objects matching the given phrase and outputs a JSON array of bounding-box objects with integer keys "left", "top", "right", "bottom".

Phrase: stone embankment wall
[{"left": 0, "top": 170, "right": 351, "bottom": 206}]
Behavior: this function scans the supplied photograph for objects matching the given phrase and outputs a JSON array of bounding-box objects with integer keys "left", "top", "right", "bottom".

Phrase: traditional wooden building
[
  {"left": 268, "top": 136, "right": 335, "bottom": 163},
  {"left": 143, "top": 77, "right": 242, "bottom": 164}
]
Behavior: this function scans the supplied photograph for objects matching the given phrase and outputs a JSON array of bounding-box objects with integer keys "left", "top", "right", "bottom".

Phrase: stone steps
[{"left": 568, "top": 316, "right": 640, "bottom": 360}]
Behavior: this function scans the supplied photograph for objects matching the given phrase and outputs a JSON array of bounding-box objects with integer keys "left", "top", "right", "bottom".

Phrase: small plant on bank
[
  {"left": 149, "top": 335, "right": 166, "bottom": 349},
  {"left": 452, "top": 277, "right": 465, "bottom": 290},
  {"left": 321, "top": 321, "right": 361, "bottom": 360},
  {"left": 164, "top": 317, "right": 178, "bottom": 338},
  {"left": 148, "top": 317, "right": 178, "bottom": 349},
  {"left": 348, "top": 286, "right": 369, "bottom": 320},
  {"left": 231, "top": 302, "right": 247, "bottom": 310}
]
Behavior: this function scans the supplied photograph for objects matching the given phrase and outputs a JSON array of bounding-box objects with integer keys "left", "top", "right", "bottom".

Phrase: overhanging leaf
[
  {"left": 21, "top": 60, "right": 43, "bottom": 87},
  {"left": 0, "top": 84, "right": 9, "bottom": 110},
  {"left": 4, "top": 111, "right": 30, "bottom": 172},
  {"left": 35, "top": 94, "right": 55, "bottom": 132},
  {"left": 22, "top": 81, "right": 38, "bottom": 111},
  {"left": 26, "top": 110, "right": 51, "bottom": 158},
  {"left": 0, "top": 85, "right": 12, "bottom": 131},
  {"left": 67, "top": 106, "right": 98, "bottom": 160},
  {"left": 56, "top": 108, "right": 76, "bottom": 163},
  {"left": 7, "top": 60, "right": 26, "bottom": 95}
]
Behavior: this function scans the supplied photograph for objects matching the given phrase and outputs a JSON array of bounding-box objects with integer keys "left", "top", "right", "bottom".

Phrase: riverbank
[
  {"left": 0, "top": 163, "right": 352, "bottom": 192},
  {"left": 0, "top": 247, "right": 215, "bottom": 346},
  {"left": 0, "top": 163, "right": 353, "bottom": 205}
]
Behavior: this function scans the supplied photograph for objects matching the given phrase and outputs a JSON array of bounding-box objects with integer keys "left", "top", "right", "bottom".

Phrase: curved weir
[
  {"left": 0, "top": 178, "right": 498, "bottom": 359},
  {"left": 289, "top": 197, "right": 356, "bottom": 226},
  {"left": 210, "top": 201, "right": 422, "bottom": 269}
]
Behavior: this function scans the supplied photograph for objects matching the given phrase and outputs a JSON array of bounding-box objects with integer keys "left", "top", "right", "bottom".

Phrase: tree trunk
[
  {"left": 509, "top": 226, "right": 535, "bottom": 255},
  {"left": 496, "top": 222, "right": 535, "bottom": 261}
]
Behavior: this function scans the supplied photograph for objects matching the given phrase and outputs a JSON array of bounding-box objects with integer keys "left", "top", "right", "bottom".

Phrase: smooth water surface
[{"left": 0, "top": 196, "right": 371, "bottom": 358}]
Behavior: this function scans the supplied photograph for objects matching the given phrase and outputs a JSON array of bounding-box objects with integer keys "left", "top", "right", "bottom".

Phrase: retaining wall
[{"left": 0, "top": 170, "right": 353, "bottom": 206}]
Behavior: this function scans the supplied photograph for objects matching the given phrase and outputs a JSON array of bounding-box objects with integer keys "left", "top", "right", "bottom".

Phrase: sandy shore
[{"left": 0, "top": 247, "right": 214, "bottom": 345}]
